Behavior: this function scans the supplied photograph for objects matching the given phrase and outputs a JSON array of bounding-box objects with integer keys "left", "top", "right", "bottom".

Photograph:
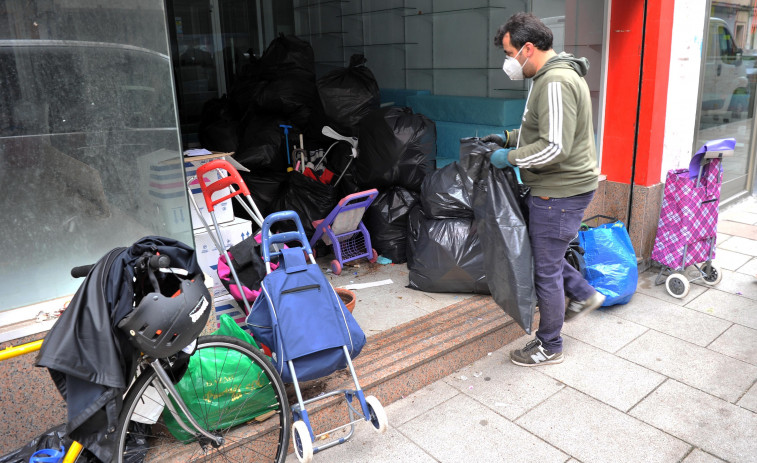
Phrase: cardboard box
[
  {"left": 194, "top": 217, "right": 253, "bottom": 296},
  {"left": 213, "top": 294, "right": 248, "bottom": 329},
  {"left": 137, "top": 149, "right": 234, "bottom": 233}
]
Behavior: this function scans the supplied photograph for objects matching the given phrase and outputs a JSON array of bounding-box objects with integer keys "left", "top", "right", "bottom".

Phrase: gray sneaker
[
  {"left": 565, "top": 291, "right": 606, "bottom": 321},
  {"left": 510, "top": 338, "right": 564, "bottom": 366}
]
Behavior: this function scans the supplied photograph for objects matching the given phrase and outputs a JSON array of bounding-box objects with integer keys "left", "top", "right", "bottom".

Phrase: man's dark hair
[{"left": 494, "top": 12, "right": 553, "bottom": 51}]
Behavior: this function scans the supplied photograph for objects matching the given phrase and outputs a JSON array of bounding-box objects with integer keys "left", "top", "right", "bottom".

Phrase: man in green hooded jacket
[{"left": 484, "top": 12, "right": 604, "bottom": 366}]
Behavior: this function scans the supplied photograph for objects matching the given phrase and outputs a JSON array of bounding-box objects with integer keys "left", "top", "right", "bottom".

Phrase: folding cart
[
  {"left": 651, "top": 138, "right": 735, "bottom": 298},
  {"left": 247, "top": 211, "right": 387, "bottom": 463},
  {"left": 189, "top": 158, "right": 268, "bottom": 315},
  {"left": 310, "top": 189, "right": 379, "bottom": 275}
]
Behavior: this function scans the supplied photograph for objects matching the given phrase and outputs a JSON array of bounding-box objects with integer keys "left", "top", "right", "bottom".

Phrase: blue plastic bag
[{"left": 578, "top": 221, "right": 638, "bottom": 306}]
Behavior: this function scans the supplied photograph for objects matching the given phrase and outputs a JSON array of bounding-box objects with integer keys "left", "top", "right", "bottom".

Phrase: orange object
[{"left": 334, "top": 288, "right": 356, "bottom": 313}]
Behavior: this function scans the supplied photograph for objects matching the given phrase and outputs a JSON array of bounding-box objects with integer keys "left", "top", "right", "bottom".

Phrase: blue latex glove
[{"left": 490, "top": 148, "right": 513, "bottom": 169}]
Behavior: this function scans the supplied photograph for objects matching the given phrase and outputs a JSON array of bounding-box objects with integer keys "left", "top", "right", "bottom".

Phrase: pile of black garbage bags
[
  {"left": 407, "top": 138, "right": 536, "bottom": 333},
  {"left": 199, "top": 34, "right": 437, "bottom": 242}
]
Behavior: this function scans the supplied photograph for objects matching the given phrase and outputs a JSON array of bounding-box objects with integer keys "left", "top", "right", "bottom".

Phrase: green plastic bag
[{"left": 163, "top": 314, "right": 279, "bottom": 441}]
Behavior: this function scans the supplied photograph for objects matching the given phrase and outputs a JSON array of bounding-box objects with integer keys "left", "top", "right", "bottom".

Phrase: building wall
[{"left": 662, "top": 0, "right": 707, "bottom": 175}]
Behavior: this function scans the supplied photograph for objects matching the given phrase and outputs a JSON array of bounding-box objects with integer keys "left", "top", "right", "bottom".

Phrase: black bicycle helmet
[{"left": 118, "top": 273, "right": 211, "bottom": 358}]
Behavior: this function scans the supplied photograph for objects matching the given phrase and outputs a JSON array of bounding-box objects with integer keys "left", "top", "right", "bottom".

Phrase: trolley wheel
[
  {"left": 701, "top": 262, "right": 723, "bottom": 285},
  {"left": 368, "top": 248, "right": 379, "bottom": 263},
  {"left": 365, "top": 395, "right": 388, "bottom": 434},
  {"left": 331, "top": 259, "right": 342, "bottom": 275},
  {"left": 292, "top": 420, "right": 313, "bottom": 463},
  {"left": 665, "top": 273, "right": 690, "bottom": 298}
]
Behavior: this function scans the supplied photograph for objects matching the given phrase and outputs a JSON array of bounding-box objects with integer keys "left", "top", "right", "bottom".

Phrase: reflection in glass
[
  {"left": 697, "top": 7, "right": 756, "bottom": 200},
  {"left": 0, "top": 2, "right": 188, "bottom": 312}
]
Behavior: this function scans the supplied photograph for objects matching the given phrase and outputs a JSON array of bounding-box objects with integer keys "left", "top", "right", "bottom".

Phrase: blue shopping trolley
[{"left": 247, "top": 211, "right": 388, "bottom": 463}]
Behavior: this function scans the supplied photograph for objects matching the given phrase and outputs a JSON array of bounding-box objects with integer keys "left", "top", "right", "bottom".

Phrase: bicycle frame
[{"left": 1, "top": 339, "right": 224, "bottom": 461}]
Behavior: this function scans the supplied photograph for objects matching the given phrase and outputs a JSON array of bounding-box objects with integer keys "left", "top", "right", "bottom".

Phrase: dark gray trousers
[{"left": 527, "top": 191, "right": 596, "bottom": 353}]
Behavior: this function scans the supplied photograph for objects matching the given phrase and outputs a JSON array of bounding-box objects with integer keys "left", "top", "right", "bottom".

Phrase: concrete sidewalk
[{"left": 288, "top": 196, "right": 757, "bottom": 463}]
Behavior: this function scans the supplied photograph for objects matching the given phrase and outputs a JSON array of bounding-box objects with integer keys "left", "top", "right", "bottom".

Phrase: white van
[{"left": 701, "top": 17, "right": 750, "bottom": 121}]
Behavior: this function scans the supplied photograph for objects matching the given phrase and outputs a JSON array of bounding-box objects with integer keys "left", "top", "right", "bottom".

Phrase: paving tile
[
  {"left": 717, "top": 221, "right": 757, "bottom": 241},
  {"left": 536, "top": 336, "right": 665, "bottom": 412},
  {"left": 400, "top": 394, "right": 567, "bottom": 463},
  {"left": 443, "top": 340, "right": 565, "bottom": 420},
  {"left": 691, "top": 268, "right": 757, "bottom": 301},
  {"left": 284, "top": 426, "right": 437, "bottom": 463},
  {"left": 385, "top": 379, "right": 459, "bottom": 427},
  {"left": 710, "top": 247, "right": 753, "bottom": 270},
  {"left": 630, "top": 379, "right": 757, "bottom": 463},
  {"left": 719, "top": 236, "right": 757, "bottom": 257},
  {"left": 561, "top": 308, "right": 648, "bottom": 353},
  {"left": 716, "top": 232, "right": 732, "bottom": 245},
  {"left": 737, "top": 381, "right": 757, "bottom": 413},
  {"left": 617, "top": 330, "right": 757, "bottom": 403},
  {"left": 636, "top": 270, "right": 708, "bottom": 306},
  {"left": 708, "top": 324, "right": 757, "bottom": 365},
  {"left": 681, "top": 449, "right": 726, "bottom": 463},
  {"left": 719, "top": 209, "right": 757, "bottom": 225},
  {"left": 735, "top": 257, "right": 757, "bottom": 276},
  {"left": 602, "top": 293, "right": 732, "bottom": 346},
  {"left": 516, "top": 388, "right": 690, "bottom": 463},
  {"left": 685, "top": 288, "right": 757, "bottom": 330}
]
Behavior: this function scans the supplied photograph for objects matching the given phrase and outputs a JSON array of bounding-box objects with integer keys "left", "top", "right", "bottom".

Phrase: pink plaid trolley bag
[{"left": 652, "top": 138, "right": 735, "bottom": 298}]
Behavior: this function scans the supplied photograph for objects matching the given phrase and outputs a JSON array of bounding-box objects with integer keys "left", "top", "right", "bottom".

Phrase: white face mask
[{"left": 502, "top": 45, "right": 527, "bottom": 81}]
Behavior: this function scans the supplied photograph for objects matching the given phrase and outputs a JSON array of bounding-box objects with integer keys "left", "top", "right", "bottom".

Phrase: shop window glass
[
  {"left": 0, "top": 1, "right": 189, "bottom": 314},
  {"left": 697, "top": 5, "right": 756, "bottom": 201}
]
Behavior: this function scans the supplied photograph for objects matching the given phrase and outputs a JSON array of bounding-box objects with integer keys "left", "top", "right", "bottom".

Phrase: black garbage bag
[
  {"left": 236, "top": 114, "right": 289, "bottom": 172},
  {"left": 228, "top": 52, "right": 265, "bottom": 119},
  {"left": 253, "top": 76, "right": 317, "bottom": 128},
  {"left": 419, "top": 161, "right": 475, "bottom": 219},
  {"left": 364, "top": 186, "right": 419, "bottom": 264},
  {"left": 271, "top": 171, "right": 340, "bottom": 237},
  {"left": 406, "top": 205, "right": 489, "bottom": 293},
  {"left": 0, "top": 424, "right": 98, "bottom": 463},
  {"left": 237, "top": 169, "right": 288, "bottom": 218},
  {"left": 198, "top": 96, "right": 239, "bottom": 153},
  {"left": 259, "top": 34, "right": 315, "bottom": 79},
  {"left": 317, "top": 54, "right": 380, "bottom": 136},
  {"left": 464, "top": 138, "right": 536, "bottom": 334},
  {"left": 354, "top": 106, "right": 436, "bottom": 192}
]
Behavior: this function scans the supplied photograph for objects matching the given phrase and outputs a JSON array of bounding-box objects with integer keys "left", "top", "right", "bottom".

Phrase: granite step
[{"left": 288, "top": 295, "right": 536, "bottom": 444}]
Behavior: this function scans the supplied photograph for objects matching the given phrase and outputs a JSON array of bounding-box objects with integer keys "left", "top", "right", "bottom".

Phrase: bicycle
[{"left": 0, "top": 242, "right": 291, "bottom": 463}]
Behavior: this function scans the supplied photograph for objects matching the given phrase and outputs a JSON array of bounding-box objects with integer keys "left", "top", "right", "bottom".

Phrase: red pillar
[{"left": 601, "top": 0, "right": 674, "bottom": 187}]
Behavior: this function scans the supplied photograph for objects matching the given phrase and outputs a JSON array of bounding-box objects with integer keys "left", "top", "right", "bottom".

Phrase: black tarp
[
  {"left": 364, "top": 186, "right": 419, "bottom": 264},
  {"left": 34, "top": 237, "right": 203, "bottom": 462},
  {"left": 354, "top": 106, "right": 436, "bottom": 192}
]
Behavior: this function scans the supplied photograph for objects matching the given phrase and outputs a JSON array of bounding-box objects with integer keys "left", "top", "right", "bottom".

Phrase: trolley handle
[
  {"left": 261, "top": 211, "right": 314, "bottom": 262},
  {"left": 195, "top": 159, "right": 250, "bottom": 212}
]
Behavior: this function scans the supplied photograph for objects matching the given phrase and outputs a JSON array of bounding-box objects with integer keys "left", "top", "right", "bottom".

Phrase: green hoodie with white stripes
[{"left": 505, "top": 52, "right": 599, "bottom": 198}]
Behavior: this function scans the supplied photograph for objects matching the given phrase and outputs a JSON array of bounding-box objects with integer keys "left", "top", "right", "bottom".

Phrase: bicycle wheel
[{"left": 114, "top": 335, "right": 291, "bottom": 463}]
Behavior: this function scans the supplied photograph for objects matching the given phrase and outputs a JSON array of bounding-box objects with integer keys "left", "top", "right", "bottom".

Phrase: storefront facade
[{"left": 0, "top": 0, "right": 755, "bottom": 333}]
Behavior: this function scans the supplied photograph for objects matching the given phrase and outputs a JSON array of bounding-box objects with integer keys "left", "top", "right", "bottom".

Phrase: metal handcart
[
  {"left": 310, "top": 189, "right": 379, "bottom": 275},
  {"left": 189, "top": 158, "right": 268, "bottom": 315},
  {"left": 652, "top": 138, "right": 735, "bottom": 298},
  {"left": 247, "top": 211, "right": 388, "bottom": 463}
]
